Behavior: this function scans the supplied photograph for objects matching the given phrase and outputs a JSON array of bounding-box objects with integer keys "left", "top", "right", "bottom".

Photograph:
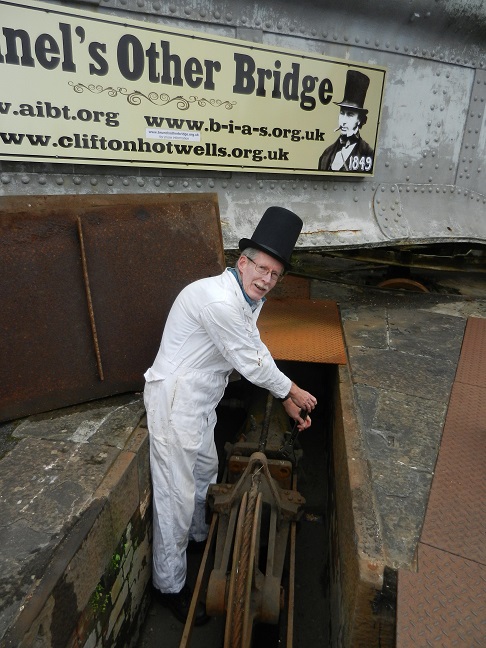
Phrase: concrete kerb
[{"left": 333, "top": 364, "right": 395, "bottom": 647}]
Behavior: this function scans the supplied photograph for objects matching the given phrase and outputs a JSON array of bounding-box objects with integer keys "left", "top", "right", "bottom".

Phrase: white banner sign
[{"left": 0, "top": 0, "right": 386, "bottom": 175}]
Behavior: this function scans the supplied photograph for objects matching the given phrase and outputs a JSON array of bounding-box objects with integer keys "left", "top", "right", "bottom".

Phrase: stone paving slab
[
  {"left": 0, "top": 437, "right": 121, "bottom": 637},
  {"left": 360, "top": 388, "right": 447, "bottom": 467},
  {"left": 370, "top": 460, "right": 433, "bottom": 567},
  {"left": 0, "top": 394, "right": 145, "bottom": 641},
  {"left": 342, "top": 309, "right": 390, "bottom": 349},
  {"left": 388, "top": 309, "right": 466, "bottom": 358},
  {"left": 347, "top": 345, "right": 458, "bottom": 403},
  {"left": 13, "top": 393, "right": 145, "bottom": 448},
  {"left": 312, "top": 279, "right": 486, "bottom": 570}
]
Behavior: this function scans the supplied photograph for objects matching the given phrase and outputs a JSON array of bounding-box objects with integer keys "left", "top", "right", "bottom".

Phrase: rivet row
[{"left": 99, "top": 0, "right": 485, "bottom": 67}]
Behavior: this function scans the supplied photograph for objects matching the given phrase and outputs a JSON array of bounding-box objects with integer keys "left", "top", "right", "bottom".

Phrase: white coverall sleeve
[{"left": 199, "top": 300, "right": 291, "bottom": 398}]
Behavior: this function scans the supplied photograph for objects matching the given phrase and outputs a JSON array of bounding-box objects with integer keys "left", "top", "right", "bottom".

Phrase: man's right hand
[{"left": 282, "top": 398, "right": 312, "bottom": 431}]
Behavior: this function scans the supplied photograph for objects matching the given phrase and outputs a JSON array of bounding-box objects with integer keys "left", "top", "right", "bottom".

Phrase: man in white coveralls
[{"left": 143, "top": 206, "right": 318, "bottom": 624}]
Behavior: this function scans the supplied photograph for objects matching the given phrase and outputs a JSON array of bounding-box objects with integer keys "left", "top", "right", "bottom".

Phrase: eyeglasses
[{"left": 245, "top": 256, "right": 284, "bottom": 283}]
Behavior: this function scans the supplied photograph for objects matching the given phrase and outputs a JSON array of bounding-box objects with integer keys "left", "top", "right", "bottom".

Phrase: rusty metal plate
[
  {"left": 454, "top": 316, "right": 486, "bottom": 388},
  {"left": 0, "top": 193, "right": 224, "bottom": 422},
  {"left": 397, "top": 317, "right": 486, "bottom": 647},
  {"left": 420, "top": 381, "right": 486, "bottom": 565},
  {"left": 258, "top": 298, "right": 346, "bottom": 364},
  {"left": 397, "top": 543, "right": 486, "bottom": 647},
  {"left": 421, "top": 316, "right": 486, "bottom": 565}
]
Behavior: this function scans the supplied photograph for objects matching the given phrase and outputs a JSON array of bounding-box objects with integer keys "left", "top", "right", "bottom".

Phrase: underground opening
[{"left": 138, "top": 359, "right": 336, "bottom": 648}]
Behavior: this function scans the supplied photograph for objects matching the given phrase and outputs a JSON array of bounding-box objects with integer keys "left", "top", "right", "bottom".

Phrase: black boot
[{"left": 155, "top": 583, "right": 210, "bottom": 626}]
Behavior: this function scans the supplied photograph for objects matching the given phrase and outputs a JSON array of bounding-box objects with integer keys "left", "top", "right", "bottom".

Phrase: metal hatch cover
[
  {"left": 0, "top": 193, "right": 224, "bottom": 422},
  {"left": 258, "top": 296, "right": 347, "bottom": 365}
]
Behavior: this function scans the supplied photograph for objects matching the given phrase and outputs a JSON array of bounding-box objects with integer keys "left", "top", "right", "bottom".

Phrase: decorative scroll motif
[{"left": 69, "top": 82, "right": 237, "bottom": 110}]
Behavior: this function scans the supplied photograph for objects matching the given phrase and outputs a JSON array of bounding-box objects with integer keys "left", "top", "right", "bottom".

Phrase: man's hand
[
  {"left": 283, "top": 398, "right": 312, "bottom": 431},
  {"left": 287, "top": 382, "right": 317, "bottom": 413}
]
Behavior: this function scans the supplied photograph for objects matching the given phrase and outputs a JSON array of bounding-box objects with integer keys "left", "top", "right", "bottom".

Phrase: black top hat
[
  {"left": 239, "top": 206, "right": 303, "bottom": 270},
  {"left": 335, "top": 69, "right": 370, "bottom": 114}
]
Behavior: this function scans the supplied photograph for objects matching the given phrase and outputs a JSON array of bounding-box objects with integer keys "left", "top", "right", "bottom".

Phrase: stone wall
[{"left": 0, "top": 411, "right": 152, "bottom": 648}]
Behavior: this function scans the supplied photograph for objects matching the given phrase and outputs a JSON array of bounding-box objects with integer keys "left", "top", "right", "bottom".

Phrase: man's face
[
  {"left": 237, "top": 251, "right": 284, "bottom": 301},
  {"left": 338, "top": 108, "right": 361, "bottom": 136}
]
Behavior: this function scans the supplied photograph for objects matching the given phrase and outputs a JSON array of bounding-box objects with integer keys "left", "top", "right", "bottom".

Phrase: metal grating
[
  {"left": 397, "top": 316, "right": 486, "bottom": 647},
  {"left": 258, "top": 298, "right": 346, "bottom": 364}
]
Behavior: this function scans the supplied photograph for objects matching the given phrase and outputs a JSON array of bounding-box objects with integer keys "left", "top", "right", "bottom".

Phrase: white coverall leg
[{"left": 144, "top": 369, "right": 227, "bottom": 594}]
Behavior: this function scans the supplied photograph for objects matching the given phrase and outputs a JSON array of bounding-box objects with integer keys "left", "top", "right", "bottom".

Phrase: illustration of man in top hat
[
  {"left": 143, "top": 206, "right": 318, "bottom": 625},
  {"left": 318, "top": 69, "right": 374, "bottom": 173}
]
